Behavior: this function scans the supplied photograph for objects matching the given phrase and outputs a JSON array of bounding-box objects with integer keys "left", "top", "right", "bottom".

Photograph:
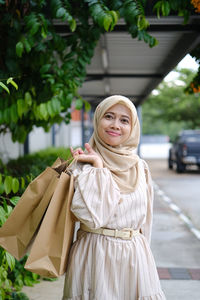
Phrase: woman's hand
[{"left": 70, "top": 143, "right": 103, "bottom": 168}]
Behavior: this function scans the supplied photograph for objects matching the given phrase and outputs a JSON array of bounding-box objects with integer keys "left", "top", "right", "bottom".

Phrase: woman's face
[{"left": 97, "top": 103, "right": 132, "bottom": 146}]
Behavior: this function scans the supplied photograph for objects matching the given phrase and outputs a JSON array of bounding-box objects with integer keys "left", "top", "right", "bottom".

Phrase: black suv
[{"left": 168, "top": 130, "right": 200, "bottom": 173}]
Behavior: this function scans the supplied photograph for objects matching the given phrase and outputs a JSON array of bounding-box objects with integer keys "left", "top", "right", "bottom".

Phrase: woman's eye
[
  {"left": 104, "top": 114, "right": 113, "bottom": 119},
  {"left": 121, "top": 118, "right": 129, "bottom": 124}
]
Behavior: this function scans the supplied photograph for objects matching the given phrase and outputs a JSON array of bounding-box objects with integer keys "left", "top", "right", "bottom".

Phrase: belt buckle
[{"left": 121, "top": 228, "right": 134, "bottom": 240}]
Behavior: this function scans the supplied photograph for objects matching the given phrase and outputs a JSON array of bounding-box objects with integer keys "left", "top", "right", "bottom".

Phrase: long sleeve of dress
[
  {"left": 71, "top": 165, "right": 121, "bottom": 229},
  {"left": 140, "top": 160, "right": 154, "bottom": 243}
]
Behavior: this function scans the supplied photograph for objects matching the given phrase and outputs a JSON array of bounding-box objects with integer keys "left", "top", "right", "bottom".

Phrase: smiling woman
[{"left": 62, "top": 95, "right": 166, "bottom": 300}]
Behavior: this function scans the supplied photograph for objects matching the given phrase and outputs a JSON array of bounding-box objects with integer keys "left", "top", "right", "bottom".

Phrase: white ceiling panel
[{"left": 79, "top": 16, "right": 200, "bottom": 107}]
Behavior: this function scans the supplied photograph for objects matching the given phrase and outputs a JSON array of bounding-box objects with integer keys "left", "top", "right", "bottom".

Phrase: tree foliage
[
  {"left": 0, "top": 0, "right": 199, "bottom": 143},
  {"left": 0, "top": 169, "right": 39, "bottom": 300},
  {"left": 142, "top": 68, "right": 200, "bottom": 140},
  {"left": 0, "top": 146, "right": 71, "bottom": 299}
]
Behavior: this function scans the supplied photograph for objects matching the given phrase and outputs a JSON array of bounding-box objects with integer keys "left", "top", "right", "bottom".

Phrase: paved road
[
  {"left": 148, "top": 159, "right": 200, "bottom": 299},
  {"left": 146, "top": 159, "right": 200, "bottom": 231}
]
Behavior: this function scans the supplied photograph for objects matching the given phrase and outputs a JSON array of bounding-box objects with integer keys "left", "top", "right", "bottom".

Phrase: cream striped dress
[{"left": 62, "top": 159, "right": 166, "bottom": 300}]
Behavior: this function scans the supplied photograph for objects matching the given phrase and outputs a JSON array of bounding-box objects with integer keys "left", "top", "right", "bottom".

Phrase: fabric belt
[{"left": 80, "top": 223, "right": 140, "bottom": 240}]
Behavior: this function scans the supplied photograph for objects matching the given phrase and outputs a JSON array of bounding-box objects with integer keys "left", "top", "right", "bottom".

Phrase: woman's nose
[{"left": 111, "top": 119, "right": 120, "bottom": 129}]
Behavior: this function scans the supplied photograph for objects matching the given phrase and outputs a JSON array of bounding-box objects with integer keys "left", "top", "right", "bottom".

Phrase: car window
[{"left": 183, "top": 135, "right": 200, "bottom": 142}]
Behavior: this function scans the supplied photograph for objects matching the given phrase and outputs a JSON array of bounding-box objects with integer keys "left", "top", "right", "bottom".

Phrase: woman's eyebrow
[
  {"left": 104, "top": 111, "right": 114, "bottom": 115},
  {"left": 121, "top": 115, "right": 130, "bottom": 119},
  {"left": 105, "top": 111, "right": 130, "bottom": 119}
]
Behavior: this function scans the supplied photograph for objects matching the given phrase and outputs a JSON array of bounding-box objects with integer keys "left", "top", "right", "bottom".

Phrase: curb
[
  {"left": 157, "top": 267, "right": 200, "bottom": 280},
  {"left": 153, "top": 182, "right": 200, "bottom": 241}
]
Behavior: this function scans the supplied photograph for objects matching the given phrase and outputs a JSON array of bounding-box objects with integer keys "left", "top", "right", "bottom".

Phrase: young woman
[{"left": 62, "top": 95, "right": 166, "bottom": 300}]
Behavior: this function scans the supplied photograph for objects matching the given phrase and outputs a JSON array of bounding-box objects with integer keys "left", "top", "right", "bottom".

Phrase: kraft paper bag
[
  {"left": 25, "top": 171, "right": 76, "bottom": 278},
  {"left": 0, "top": 158, "right": 69, "bottom": 260}
]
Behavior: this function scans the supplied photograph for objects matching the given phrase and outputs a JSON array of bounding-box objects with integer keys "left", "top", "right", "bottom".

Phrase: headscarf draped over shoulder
[{"left": 89, "top": 95, "right": 141, "bottom": 193}]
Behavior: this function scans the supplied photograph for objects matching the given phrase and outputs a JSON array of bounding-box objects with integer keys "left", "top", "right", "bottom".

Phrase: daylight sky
[{"left": 164, "top": 54, "right": 198, "bottom": 82}]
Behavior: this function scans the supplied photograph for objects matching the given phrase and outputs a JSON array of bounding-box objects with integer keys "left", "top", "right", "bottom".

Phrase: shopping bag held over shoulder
[
  {"left": 0, "top": 157, "right": 73, "bottom": 260},
  {"left": 24, "top": 166, "right": 76, "bottom": 277}
]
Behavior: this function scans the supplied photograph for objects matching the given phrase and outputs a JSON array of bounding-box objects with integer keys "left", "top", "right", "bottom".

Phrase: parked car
[{"left": 168, "top": 130, "right": 200, "bottom": 173}]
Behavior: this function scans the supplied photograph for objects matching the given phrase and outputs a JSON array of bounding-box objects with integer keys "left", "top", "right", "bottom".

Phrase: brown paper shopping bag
[
  {"left": 24, "top": 170, "right": 76, "bottom": 278},
  {"left": 0, "top": 158, "right": 69, "bottom": 260}
]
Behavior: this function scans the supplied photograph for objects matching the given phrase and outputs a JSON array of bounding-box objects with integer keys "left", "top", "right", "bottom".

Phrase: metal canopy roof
[{"left": 78, "top": 16, "right": 200, "bottom": 108}]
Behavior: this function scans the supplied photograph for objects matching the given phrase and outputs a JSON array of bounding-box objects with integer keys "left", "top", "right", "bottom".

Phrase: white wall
[
  {"left": 0, "top": 121, "right": 83, "bottom": 162},
  {"left": 0, "top": 132, "right": 23, "bottom": 163},
  {"left": 140, "top": 143, "right": 171, "bottom": 159},
  {"left": 55, "top": 121, "right": 82, "bottom": 148},
  {"left": 29, "top": 127, "right": 52, "bottom": 153}
]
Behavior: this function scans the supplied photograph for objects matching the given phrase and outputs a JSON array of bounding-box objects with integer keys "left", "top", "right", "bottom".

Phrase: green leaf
[
  {"left": 32, "top": 272, "right": 40, "bottom": 281},
  {"left": 0, "top": 110, "right": 3, "bottom": 123},
  {"left": 86, "top": 0, "right": 98, "bottom": 7},
  {"left": 137, "top": 15, "right": 149, "bottom": 30},
  {"left": 16, "top": 41, "right": 24, "bottom": 58},
  {"left": 17, "top": 125, "right": 27, "bottom": 143},
  {"left": 84, "top": 100, "right": 91, "bottom": 112},
  {"left": 0, "top": 206, "right": 7, "bottom": 225},
  {"left": 30, "top": 22, "right": 40, "bottom": 35},
  {"left": 153, "top": 1, "right": 162, "bottom": 18},
  {"left": 103, "top": 14, "right": 113, "bottom": 31},
  {"left": 17, "top": 99, "right": 25, "bottom": 118},
  {"left": 4, "top": 176, "right": 13, "bottom": 195},
  {"left": 78, "top": 57, "right": 86, "bottom": 68},
  {"left": 10, "top": 196, "right": 20, "bottom": 206},
  {"left": 40, "top": 64, "right": 51, "bottom": 74},
  {"left": 7, "top": 77, "right": 18, "bottom": 90},
  {"left": 75, "top": 98, "right": 83, "bottom": 110},
  {"left": 41, "top": 26, "right": 47, "bottom": 39},
  {"left": 17, "top": 99, "right": 23, "bottom": 118},
  {"left": 3, "top": 108, "right": 11, "bottom": 124},
  {"left": 5, "top": 252, "right": 15, "bottom": 271},
  {"left": 39, "top": 103, "right": 48, "bottom": 119},
  {"left": 161, "top": 1, "right": 170, "bottom": 16},
  {"left": 0, "top": 183, "right": 4, "bottom": 194},
  {"left": 56, "top": 7, "right": 66, "bottom": 18},
  {"left": 0, "top": 82, "right": 10, "bottom": 94},
  {"left": 12, "top": 178, "right": 20, "bottom": 193},
  {"left": 51, "top": 98, "right": 61, "bottom": 114},
  {"left": 21, "top": 177, "right": 25, "bottom": 189},
  {"left": 31, "top": 86, "right": 36, "bottom": 97},
  {"left": 47, "top": 101, "right": 55, "bottom": 117},
  {"left": 69, "top": 19, "right": 76, "bottom": 32},
  {"left": 10, "top": 104, "right": 18, "bottom": 123},
  {"left": 0, "top": 174, "right": 2, "bottom": 185},
  {"left": 110, "top": 10, "right": 119, "bottom": 25},
  {"left": 150, "top": 36, "right": 159, "bottom": 48},
  {"left": 23, "top": 38, "right": 31, "bottom": 53},
  {"left": 25, "top": 91, "right": 32, "bottom": 106}
]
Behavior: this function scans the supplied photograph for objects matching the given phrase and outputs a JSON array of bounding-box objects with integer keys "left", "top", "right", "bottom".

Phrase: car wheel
[
  {"left": 168, "top": 158, "right": 173, "bottom": 169},
  {"left": 176, "top": 159, "right": 186, "bottom": 173}
]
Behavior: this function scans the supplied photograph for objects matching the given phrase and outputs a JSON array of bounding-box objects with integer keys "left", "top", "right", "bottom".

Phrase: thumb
[{"left": 85, "top": 143, "right": 94, "bottom": 154}]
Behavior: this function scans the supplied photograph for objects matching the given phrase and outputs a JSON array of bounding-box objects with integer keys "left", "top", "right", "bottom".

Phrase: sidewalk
[{"left": 22, "top": 160, "right": 200, "bottom": 300}]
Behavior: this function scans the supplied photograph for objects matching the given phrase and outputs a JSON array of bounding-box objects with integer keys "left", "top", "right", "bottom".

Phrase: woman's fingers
[
  {"left": 70, "top": 147, "right": 74, "bottom": 155},
  {"left": 70, "top": 144, "right": 103, "bottom": 167},
  {"left": 71, "top": 144, "right": 94, "bottom": 157},
  {"left": 75, "top": 154, "right": 93, "bottom": 163},
  {"left": 70, "top": 147, "right": 84, "bottom": 157}
]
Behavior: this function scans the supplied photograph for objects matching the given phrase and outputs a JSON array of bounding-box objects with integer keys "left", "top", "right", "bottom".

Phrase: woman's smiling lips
[{"left": 106, "top": 131, "right": 121, "bottom": 137}]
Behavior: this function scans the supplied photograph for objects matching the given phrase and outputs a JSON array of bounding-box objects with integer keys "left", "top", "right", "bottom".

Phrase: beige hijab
[{"left": 89, "top": 95, "right": 140, "bottom": 193}]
